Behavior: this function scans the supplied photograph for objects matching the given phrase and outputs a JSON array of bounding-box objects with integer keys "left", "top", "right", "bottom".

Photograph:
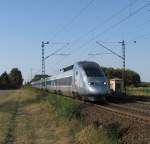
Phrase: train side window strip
[{"left": 46, "top": 76, "right": 72, "bottom": 86}]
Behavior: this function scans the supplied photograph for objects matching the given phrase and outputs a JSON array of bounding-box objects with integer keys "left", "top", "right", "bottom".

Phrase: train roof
[
  {"left": 48, "top": 61, "right": 100, "bottom": 80},
  {"left": 48, "top": 69, "right": 73, "bottom": 81}
]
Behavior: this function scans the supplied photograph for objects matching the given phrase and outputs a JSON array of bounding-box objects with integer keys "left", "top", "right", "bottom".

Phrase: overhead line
[
  {"left": 47, "top": 0, "right": 139, "bottom": 67},
  {"left": 93, "top": 2, "right": 150, "bottom": 41},
  {"left": 45, "top": 43, "right": 69, "bottom": 59},
  {"left": 69, "top": 0, "right": 140, "bottom": 45},
  {"left": 76, "top": 1, "right": 150, "bottom": 52},
  {"left": 131, "top": 32, "right": 150, "bottom": 40},
  {"left": 50, "top": 0, "right": 96, "bottom": 41},
  {"left": 66, "top": 1, "right": 150, "bottom": 65},
  {"left": 96, "top": 41, "right": 123, "bottom": 59},
  {"left": 48, "top": 1, "right": 149, "bottom": 74}
]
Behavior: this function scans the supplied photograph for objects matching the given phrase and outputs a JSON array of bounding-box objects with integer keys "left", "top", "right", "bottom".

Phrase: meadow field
[
  {"left": 0, "top": 88, "right": 119, "bottom": 144},
  {"left": 0, "top": 89, "right": 73, "bottom": 144},
  {"left": 127, "top": 87, "right": 150, "bottom": 96}
]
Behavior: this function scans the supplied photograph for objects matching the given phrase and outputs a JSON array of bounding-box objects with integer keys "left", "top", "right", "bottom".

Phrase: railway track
[
  {"left": 47, "top": 92, "right": 150, "bottom": 124},
  {"left": 91, "top": 104, "right": 150, "bottom": 125},
  {"left": 106, "top": 103, "right": 150, "bottom": 116},
  {"left": 84, "top": 101, "right": 150, "bottom": 125},
  {"left": 136, "top": 101, "right": 150, "bottom": 106}
]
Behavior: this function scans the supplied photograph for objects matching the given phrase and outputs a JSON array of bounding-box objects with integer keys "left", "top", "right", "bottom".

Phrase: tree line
[
  {"left": 102, "top": 67, "right": 141, "bottom": 86},
  {"left": 0, "top": 68, "right": 23, "bottom": 89},
  {"left": 31, "top": 74, "right": 49, "bottom": 82}
]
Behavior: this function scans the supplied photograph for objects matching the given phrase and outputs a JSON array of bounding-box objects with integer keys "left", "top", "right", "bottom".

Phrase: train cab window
[{"left": 83, "top": 66, "right": 104, "bottom": 77}]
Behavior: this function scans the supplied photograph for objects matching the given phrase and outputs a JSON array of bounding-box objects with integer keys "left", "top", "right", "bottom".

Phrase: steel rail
[{"left": 85, "top": 102, "right": 150, "bottom": 124}]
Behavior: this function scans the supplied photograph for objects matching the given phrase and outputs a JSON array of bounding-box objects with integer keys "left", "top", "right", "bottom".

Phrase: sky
[{"left": 0, "top": 0, "right": 150, "bottom": 82}]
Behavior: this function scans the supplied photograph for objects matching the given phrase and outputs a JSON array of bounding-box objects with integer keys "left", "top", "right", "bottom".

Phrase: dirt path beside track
[{"left": 0, "top": 89, "right": 72, "bottom": 144}]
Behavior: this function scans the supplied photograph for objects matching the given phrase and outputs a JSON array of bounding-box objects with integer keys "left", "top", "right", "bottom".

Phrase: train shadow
[
  {"left": 89, "top": 94, "right": 150, "bottom": 106},
  {"left": 104, "top": 94, "right": 150, "bottom": 104}
]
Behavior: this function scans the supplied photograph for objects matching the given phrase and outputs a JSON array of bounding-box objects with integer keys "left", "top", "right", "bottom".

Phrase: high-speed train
[{"left": 31, "top": 61, "right": 109, "bottom": 101}]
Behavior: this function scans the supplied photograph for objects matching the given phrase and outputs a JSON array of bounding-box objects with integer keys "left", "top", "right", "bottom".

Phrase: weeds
[
  {"left": 47, "top": 93, "right": 121, "bottom": 144},
  {"left": 47, "top": 94, "right": 83, "bottom": 121},
  {"left": 76, "top": 124, "right": 122, "bottom": 144},
  {"left": 0, "top": 89, "right": 73, "bottom": 144}
]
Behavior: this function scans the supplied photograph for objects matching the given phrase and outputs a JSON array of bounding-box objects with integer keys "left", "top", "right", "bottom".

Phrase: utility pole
[
  {"left": 119, "top": 40, "right": 126, "bottom": 95},
  {"left": 41, "top": 41, "right": 69, "bottom": 89},
  {"left": 96, "top": 41, "right": 126, "bottom": 95},
  {"left": 41, "top": 41, "right": 49, "bottom": 89}
]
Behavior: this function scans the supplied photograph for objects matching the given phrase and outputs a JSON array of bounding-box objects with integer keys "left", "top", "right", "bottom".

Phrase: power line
[
  {"left": 62, "top": 1, "right": 149, "bottom": 64},
  {"left": 69, "top": 0, "right": 140, "bottom": 46},
  {"left": 50, "top": 0, "right": 96, "bottom": 41},
  {"left": 47, "top": 1, "right": 149, "bottom": 74},
  {"left": 46, "top": 0, "right": 140, "bottom": 70},
  {"left": 45, "top": 43, "right": 69, "bottom": 60},
  {"left": 71, "top": 1, "right": 150, "bottom": 58},
  {"left": 96, "top": 41, "right": 126, "bottom": 95},
  {"left": 93, "top": 2, "right": 150, "bottom": 41},
  {"left": 88, "top": 52, "right": 111, "bottom": 56},
  {"left": 45, "top": 0, "right": 95, "bottom": 68},
  {"left": 60, "top": 0, "right": 140, "bottom": 63},
  {"left": 96, "top": 41, "right": 123, "bottom": 59},
  {"left": 131, "top": 32, "right": 150, "bottom": 40}
]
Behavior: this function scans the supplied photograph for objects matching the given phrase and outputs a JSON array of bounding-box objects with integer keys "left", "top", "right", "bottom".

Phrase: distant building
[{"left": 109, "top": 78, "right": 123, "bottom": 93}]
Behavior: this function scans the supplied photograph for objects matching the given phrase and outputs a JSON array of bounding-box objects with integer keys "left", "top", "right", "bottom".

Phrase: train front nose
[{"left": 87, "top": 81, "right": 108, "bottom": 95}]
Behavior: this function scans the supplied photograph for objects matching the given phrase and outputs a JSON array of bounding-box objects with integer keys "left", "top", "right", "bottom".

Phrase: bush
[{"left": 47, "top": 94, "right": 82, "bottom": 120}]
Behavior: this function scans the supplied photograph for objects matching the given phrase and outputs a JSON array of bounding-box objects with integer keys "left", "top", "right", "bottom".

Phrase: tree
[
  {"left": 126, "top": 69, "right": 141, "bottom": 86},
  {"left": 102, "top": 67, "right": 141, "bottom": 86},
  {"left": 31, "top": 74, "right": 50, "bottom": 82},
  {"left": 0, "top": 72, "right": 10, "bottom": 89},
  {"left": 9, "top": 68, "right": 23, "bottom": 89}
]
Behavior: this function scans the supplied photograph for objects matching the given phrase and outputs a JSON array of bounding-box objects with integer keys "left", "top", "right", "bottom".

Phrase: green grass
[
  {"left": 76, "top": 124, "right": 123, "bottom": 144},
  {"left": 127, "top": 87, "right": 150, "bottom": 96},
  {"left": 0, "top": 89, "right": 73, "bottom": 144},
  {"left": 47, "top": 93, "right": 121, "bottom": 144},
  {"left": 47, "top": 94, "right": 83, "bottom": 120}
]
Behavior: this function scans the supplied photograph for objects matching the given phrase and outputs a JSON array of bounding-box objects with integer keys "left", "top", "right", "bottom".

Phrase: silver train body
[{"left": 31, "top": 61, "right": 109, "bottom": 101}]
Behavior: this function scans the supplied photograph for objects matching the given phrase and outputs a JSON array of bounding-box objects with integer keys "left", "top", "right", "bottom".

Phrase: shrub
[{"left": 47, "top": 94, "right": 82, "bottom": 120}]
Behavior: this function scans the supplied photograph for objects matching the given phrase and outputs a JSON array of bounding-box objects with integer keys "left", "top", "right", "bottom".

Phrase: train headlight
[
  {"left": 104, "top": 81, "right": 107, "bottom": 85},
  {"left": 88, "top": 82, "right": 95, "bottom": 86}
]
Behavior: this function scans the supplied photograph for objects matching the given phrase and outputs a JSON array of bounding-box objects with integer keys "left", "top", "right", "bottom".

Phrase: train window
[
  {"left": 83, "top": 66, "right": 104, "bottom": 77},
  {"left": 55, "top": 77, "right": 72, "bottom": 86}
]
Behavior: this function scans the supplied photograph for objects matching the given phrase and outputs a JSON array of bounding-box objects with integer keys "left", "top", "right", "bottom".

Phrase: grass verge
[
  {"left": 127, "top": 87, "right": 150, "bottom": 96},
  {"left": 0, "top": 89, "right": 73, "bottom": 144},
  {"left": 47, "top": 93, "right": 122, "bottom": 144}
]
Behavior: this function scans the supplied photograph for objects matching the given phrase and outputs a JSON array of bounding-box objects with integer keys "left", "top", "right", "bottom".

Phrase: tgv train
[{"left": 31, "top": 61, "right": 109, "bottom": 101}]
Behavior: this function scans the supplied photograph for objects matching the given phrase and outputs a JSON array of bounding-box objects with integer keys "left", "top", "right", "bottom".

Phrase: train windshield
[{"left": 83, "top": 65, "right": 104, "bottom": 77}]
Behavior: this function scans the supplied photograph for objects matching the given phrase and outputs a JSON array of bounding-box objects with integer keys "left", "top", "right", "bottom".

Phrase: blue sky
[{"left": 0, "top": 0, "right": 150, "bottom": 82}]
